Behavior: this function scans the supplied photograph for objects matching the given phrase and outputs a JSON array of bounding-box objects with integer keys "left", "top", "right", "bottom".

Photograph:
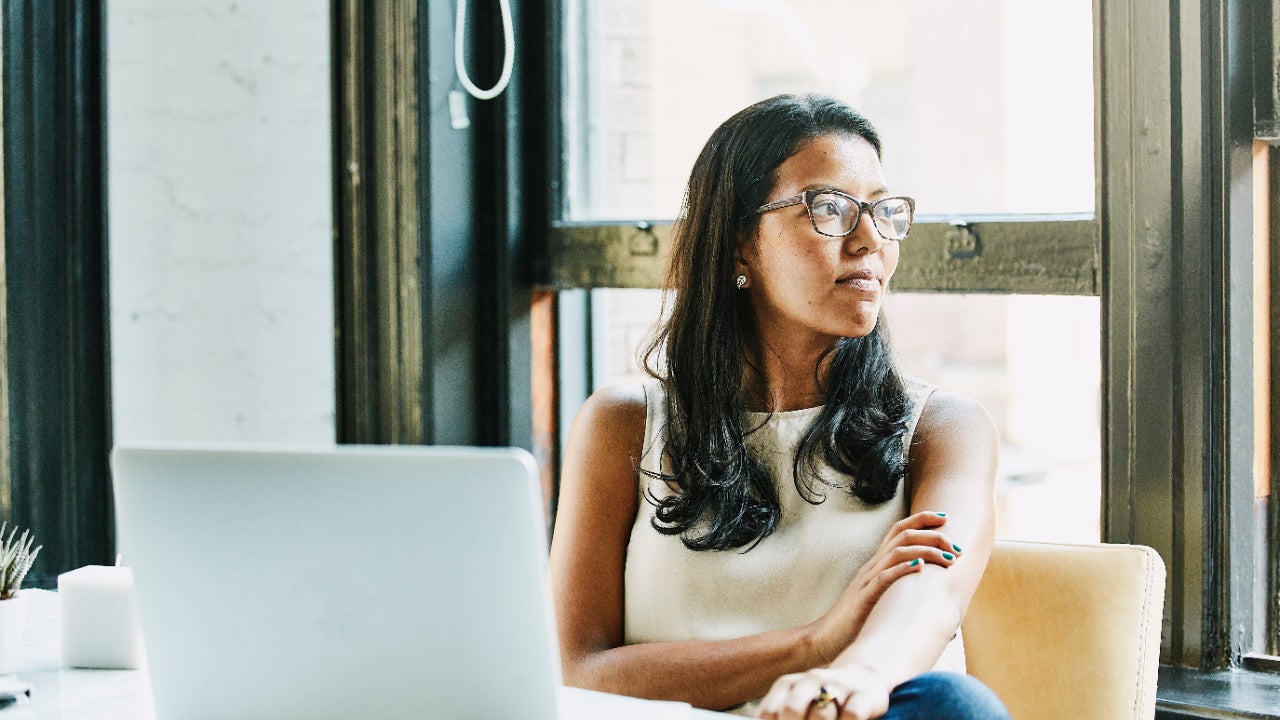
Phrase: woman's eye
[{"left": 812, "top": 200, "right": 842, "bottom": 218}]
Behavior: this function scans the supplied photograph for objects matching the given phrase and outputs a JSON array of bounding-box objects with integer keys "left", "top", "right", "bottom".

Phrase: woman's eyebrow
[{"left": 801, "top": 183, "right": 892, "bottom": 197}]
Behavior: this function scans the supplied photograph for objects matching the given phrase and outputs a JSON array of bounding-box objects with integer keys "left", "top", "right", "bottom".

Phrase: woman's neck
[{"left": 742, "top": 339, "right": 834, "bottom": 412}]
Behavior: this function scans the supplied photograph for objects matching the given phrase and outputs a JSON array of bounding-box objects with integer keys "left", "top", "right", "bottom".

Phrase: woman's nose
[{"left": 844, "top": 208, "right": 883, "bottom": 255}]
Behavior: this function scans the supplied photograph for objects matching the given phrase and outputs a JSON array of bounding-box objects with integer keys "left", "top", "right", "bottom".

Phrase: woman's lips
[{"left": 836, "top": 269, "right": 880, "bottom": 293}]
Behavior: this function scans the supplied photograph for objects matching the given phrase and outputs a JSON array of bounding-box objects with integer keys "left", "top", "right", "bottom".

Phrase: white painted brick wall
[{"left": 108, "top": 0, "right": 334, "bottom": 443}]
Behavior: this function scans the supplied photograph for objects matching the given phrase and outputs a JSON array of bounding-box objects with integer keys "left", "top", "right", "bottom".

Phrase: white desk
[
  {"left": 0, "top": 590, "right": 735, "bottom": 719},
  {"left": 1, "top": 590, "right": 152, "bottom": 718}
]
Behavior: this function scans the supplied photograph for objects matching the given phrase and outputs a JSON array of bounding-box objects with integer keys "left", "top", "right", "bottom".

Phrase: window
[
  {"left": 586, "top": 289, "right": 1102, "bottom": 544},
  {"left": 887, "top": 294, "right": 1101, "bottom": 543},
  {"left": 558, "top": 0, "right": 1100, "bottom": 545},
  {"left": 563, "top": 0, "right": 1093, "bottom": 220}
]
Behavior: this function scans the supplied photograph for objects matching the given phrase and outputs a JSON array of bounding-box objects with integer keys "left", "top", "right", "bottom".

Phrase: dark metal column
[{"left": 1, "top": 0, "right": 112, "bottom": 586}]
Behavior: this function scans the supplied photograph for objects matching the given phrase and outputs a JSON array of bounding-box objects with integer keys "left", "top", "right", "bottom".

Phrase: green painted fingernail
[
  {"left": 935, "top": 512, "right": 947, "bottom": 517},
  {"left": 952, "top": 543, "right": 963, "bottom": 553},
  {"left": 909, "top": 558, "right": 922, "bottom": 567},
  {"left": 942, "top": 552, "right": 955, "bottom": 561}
]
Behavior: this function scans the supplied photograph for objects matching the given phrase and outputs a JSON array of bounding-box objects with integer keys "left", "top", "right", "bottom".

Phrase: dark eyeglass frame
[{"left": 751, "top": 190, "right": 917, "bottom": 240}]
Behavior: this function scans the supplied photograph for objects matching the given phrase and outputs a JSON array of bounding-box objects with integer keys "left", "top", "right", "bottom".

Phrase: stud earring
[{"left": 735, "top": 274, "right": 748, "bottom": 289}]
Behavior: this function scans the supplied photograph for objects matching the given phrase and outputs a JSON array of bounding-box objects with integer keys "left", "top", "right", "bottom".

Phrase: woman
[{"left": 548, "top": 94, "right": 1010, "bottom": 720}]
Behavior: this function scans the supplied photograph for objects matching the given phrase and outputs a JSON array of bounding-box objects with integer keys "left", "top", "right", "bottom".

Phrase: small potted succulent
[{"left": 0, "top": 524, "right": 40, "bottom": 674}]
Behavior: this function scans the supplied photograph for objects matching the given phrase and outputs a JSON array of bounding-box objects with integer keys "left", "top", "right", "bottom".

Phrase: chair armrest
[{"left": 961, "top": 540, "right": 1166, "bottom": 720}]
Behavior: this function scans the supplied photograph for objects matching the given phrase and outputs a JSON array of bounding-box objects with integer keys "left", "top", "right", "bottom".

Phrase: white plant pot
[{"left": 0, "top": 595, "right": 28, "bottom": 674}]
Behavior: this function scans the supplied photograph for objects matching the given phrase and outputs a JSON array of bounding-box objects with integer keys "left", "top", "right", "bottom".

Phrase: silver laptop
[{"left": 111, "top": 444, "right": 571, "bottom": 720}]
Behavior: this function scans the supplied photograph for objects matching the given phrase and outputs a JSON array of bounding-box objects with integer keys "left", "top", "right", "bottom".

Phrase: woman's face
[{"left": 737, "top": 132, "right": 900, "bottom": 353}]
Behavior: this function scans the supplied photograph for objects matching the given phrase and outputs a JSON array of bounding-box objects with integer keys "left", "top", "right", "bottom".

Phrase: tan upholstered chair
[{"left": 962, "top": 540, "right": 1166, "bottom": 720}]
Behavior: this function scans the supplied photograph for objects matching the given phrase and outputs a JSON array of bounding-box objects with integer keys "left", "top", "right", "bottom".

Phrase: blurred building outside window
[{"left": 566, "top": 0, "right": 1100, "bottom": 543}]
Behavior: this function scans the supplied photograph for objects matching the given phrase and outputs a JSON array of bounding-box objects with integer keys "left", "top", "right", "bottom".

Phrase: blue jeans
[{"left": 882, "top": 672, "right": 1010, "bottom": 720}]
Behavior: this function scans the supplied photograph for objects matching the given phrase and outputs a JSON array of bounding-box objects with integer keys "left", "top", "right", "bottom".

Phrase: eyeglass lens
[{"left": 809, "top": 193, "right": 912, "bottom": 239}]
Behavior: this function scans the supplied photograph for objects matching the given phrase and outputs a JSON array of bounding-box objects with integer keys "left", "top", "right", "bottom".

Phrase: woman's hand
[
  {"left": 805, "top": 511, "right": 962, "bottom": 663},
  {"left": 756, "top": 664, "right": 891, "bottom": 720}
]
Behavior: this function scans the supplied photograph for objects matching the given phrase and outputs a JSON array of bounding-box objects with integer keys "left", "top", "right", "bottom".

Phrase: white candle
[{"left": 58, "top": 565, "right": 145, "bottom": 669}]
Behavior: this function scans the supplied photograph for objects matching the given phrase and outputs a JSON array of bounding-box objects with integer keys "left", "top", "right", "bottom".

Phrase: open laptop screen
[{"left": 112, "top": 444, "right": 561, "bottom": 720}]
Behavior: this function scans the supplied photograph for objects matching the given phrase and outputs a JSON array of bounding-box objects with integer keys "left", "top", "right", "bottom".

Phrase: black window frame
[{"left": 0, "top": 0, "right": 112, "bottom": 587}]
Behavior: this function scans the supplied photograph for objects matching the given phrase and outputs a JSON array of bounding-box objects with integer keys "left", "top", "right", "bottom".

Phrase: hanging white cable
[{"left": 455, "top": 0, "right": 515, "bottom": 100}]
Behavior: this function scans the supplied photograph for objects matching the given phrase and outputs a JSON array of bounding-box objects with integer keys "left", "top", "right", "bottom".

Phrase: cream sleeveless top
[{"left": 622, "top": 377, "right": 966, "bottom": 716}]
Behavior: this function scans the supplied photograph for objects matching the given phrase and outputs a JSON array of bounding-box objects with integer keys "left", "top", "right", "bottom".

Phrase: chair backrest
[{"left": 961, "top": 540, "right": 1166, "bottom": 720}]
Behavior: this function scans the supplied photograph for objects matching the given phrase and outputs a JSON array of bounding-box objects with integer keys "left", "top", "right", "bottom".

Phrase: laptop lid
[{"left": 111, "top": 444, "right": 562, "bottom": 720}]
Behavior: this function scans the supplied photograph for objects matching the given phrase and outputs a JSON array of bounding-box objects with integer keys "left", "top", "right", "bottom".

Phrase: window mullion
[
  {"left": 546, "top": 217, "right": 1100, "bottom": 295},
  {"left": 1269, "top": 146, "right": 1280, "bottom": 658}
]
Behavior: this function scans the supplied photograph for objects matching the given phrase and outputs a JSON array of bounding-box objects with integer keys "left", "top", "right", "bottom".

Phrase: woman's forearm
[
  {"left": 829, "top": 568, "right": 965, "bottom": 688},
  {"left": 563, "top": 624, "right": 823, "bottom": 711}
]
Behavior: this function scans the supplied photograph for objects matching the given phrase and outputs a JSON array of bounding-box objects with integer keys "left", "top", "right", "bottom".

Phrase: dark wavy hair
[{"left": 640, "top": 93, "right": 912, "bottom": 552}]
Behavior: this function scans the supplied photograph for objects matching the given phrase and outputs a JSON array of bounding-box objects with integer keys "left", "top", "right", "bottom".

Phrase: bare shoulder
[
  {"left": 913, "top": 389, "right": 999, "bottom": 452},
  {"left": 562, "top": 383, "right": 650, "bottom": 496},
  {"left": 578, "top": 382, "right": 647, "bottom": 421},
  {"left": 570, "top": 383, "right": 649, "bottom": 456},
  {"left": 554, "top": 383, "right": 650, "bottom": 557}
]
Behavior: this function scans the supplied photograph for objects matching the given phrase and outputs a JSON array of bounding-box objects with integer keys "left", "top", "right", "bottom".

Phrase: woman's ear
[
  {"left": 732, "top": 230, "right": 747, "bottom": 272},
  {"left": 733, "top": 234, "right": 753, "bottom": 287}
]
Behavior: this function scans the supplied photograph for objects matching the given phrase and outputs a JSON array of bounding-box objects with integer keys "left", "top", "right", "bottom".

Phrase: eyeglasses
[{"left": 751, "top": 190, "right": 916, "bottom": 241}]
